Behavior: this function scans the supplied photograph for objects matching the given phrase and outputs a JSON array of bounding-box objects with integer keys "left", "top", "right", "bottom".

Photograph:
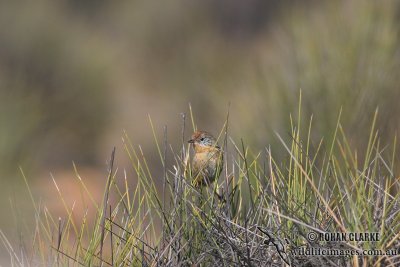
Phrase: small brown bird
[{"left": 188, "top": 130, "right": 223, "bottom": 187}]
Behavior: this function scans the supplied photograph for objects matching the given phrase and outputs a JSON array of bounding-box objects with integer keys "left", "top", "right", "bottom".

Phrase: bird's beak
[{"left": 188, "top": 139, "right": 194, "bottom": 143}]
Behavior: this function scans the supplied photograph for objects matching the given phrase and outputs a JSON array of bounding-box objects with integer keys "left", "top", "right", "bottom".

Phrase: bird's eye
[{"left": 200, "top": 137, "right": 204, "bottom": 141}]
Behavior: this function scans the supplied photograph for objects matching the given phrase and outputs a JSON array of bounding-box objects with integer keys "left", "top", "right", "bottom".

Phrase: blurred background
[{"left": 1, "top": 0, "right": 400, "bottom": 262}]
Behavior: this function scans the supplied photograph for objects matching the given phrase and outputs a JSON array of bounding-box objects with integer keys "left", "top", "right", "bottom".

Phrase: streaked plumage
[{"left": 188, "top": 131, "right": 223, "bottom": 187}]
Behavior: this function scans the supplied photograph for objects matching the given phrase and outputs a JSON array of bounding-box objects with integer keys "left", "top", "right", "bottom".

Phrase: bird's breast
[{"left": 192, "top": 149, "right": 223, "bottom": 173}]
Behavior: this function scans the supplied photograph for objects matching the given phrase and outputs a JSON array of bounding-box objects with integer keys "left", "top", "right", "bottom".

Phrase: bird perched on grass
[{"left": 188, "top": 130, "right": 223, "bottom": 188}]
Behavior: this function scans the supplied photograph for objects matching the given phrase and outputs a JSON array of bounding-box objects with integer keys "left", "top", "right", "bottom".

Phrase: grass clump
[{"left": 1, "top": 105, "right": 399, "bottom": 267}]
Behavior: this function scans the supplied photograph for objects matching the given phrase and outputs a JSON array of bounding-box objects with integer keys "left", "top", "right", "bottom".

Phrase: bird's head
[{"left": 188, "top": 131, "right": 219, "bottom": 150}]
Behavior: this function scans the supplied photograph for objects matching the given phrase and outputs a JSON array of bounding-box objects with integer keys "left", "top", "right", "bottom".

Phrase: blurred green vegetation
[
  {"left": 2, "top": 0, "right": 399, "bottom": 175},
  {"left": 1, "top": 0, "right": 400, "bottom": 262},
  {"left": 0, "top": 1, "right": 111, "bottom": 175}
]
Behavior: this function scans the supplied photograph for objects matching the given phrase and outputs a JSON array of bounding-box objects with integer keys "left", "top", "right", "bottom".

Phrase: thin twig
[
  {"left": 241, "top": 138, "right": 254, "bottom": 209},
  {"left": 100, "top": 147, "right": 116, "bottom": 265}
]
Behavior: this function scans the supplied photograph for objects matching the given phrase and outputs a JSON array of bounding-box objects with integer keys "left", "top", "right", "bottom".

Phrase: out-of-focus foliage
[
  {"left": 1, "top": 0, "right": 400, "bottom": 264},
  {"left": 245, "top": 1, "right": 400, "bottom": 152},
  {"left": 0, "top": 3, "right": 112, "bottom": 244},
  {"left": 0, "top": 1, "right": 111, "bottom": 175},
  {"left": 2, "top": 0, "right": 399, "bottom": 176}
]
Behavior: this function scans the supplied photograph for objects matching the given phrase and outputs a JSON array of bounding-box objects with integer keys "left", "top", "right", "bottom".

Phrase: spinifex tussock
[{"left": 2, "top": 105, "right": 399, "bottom": 267}]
